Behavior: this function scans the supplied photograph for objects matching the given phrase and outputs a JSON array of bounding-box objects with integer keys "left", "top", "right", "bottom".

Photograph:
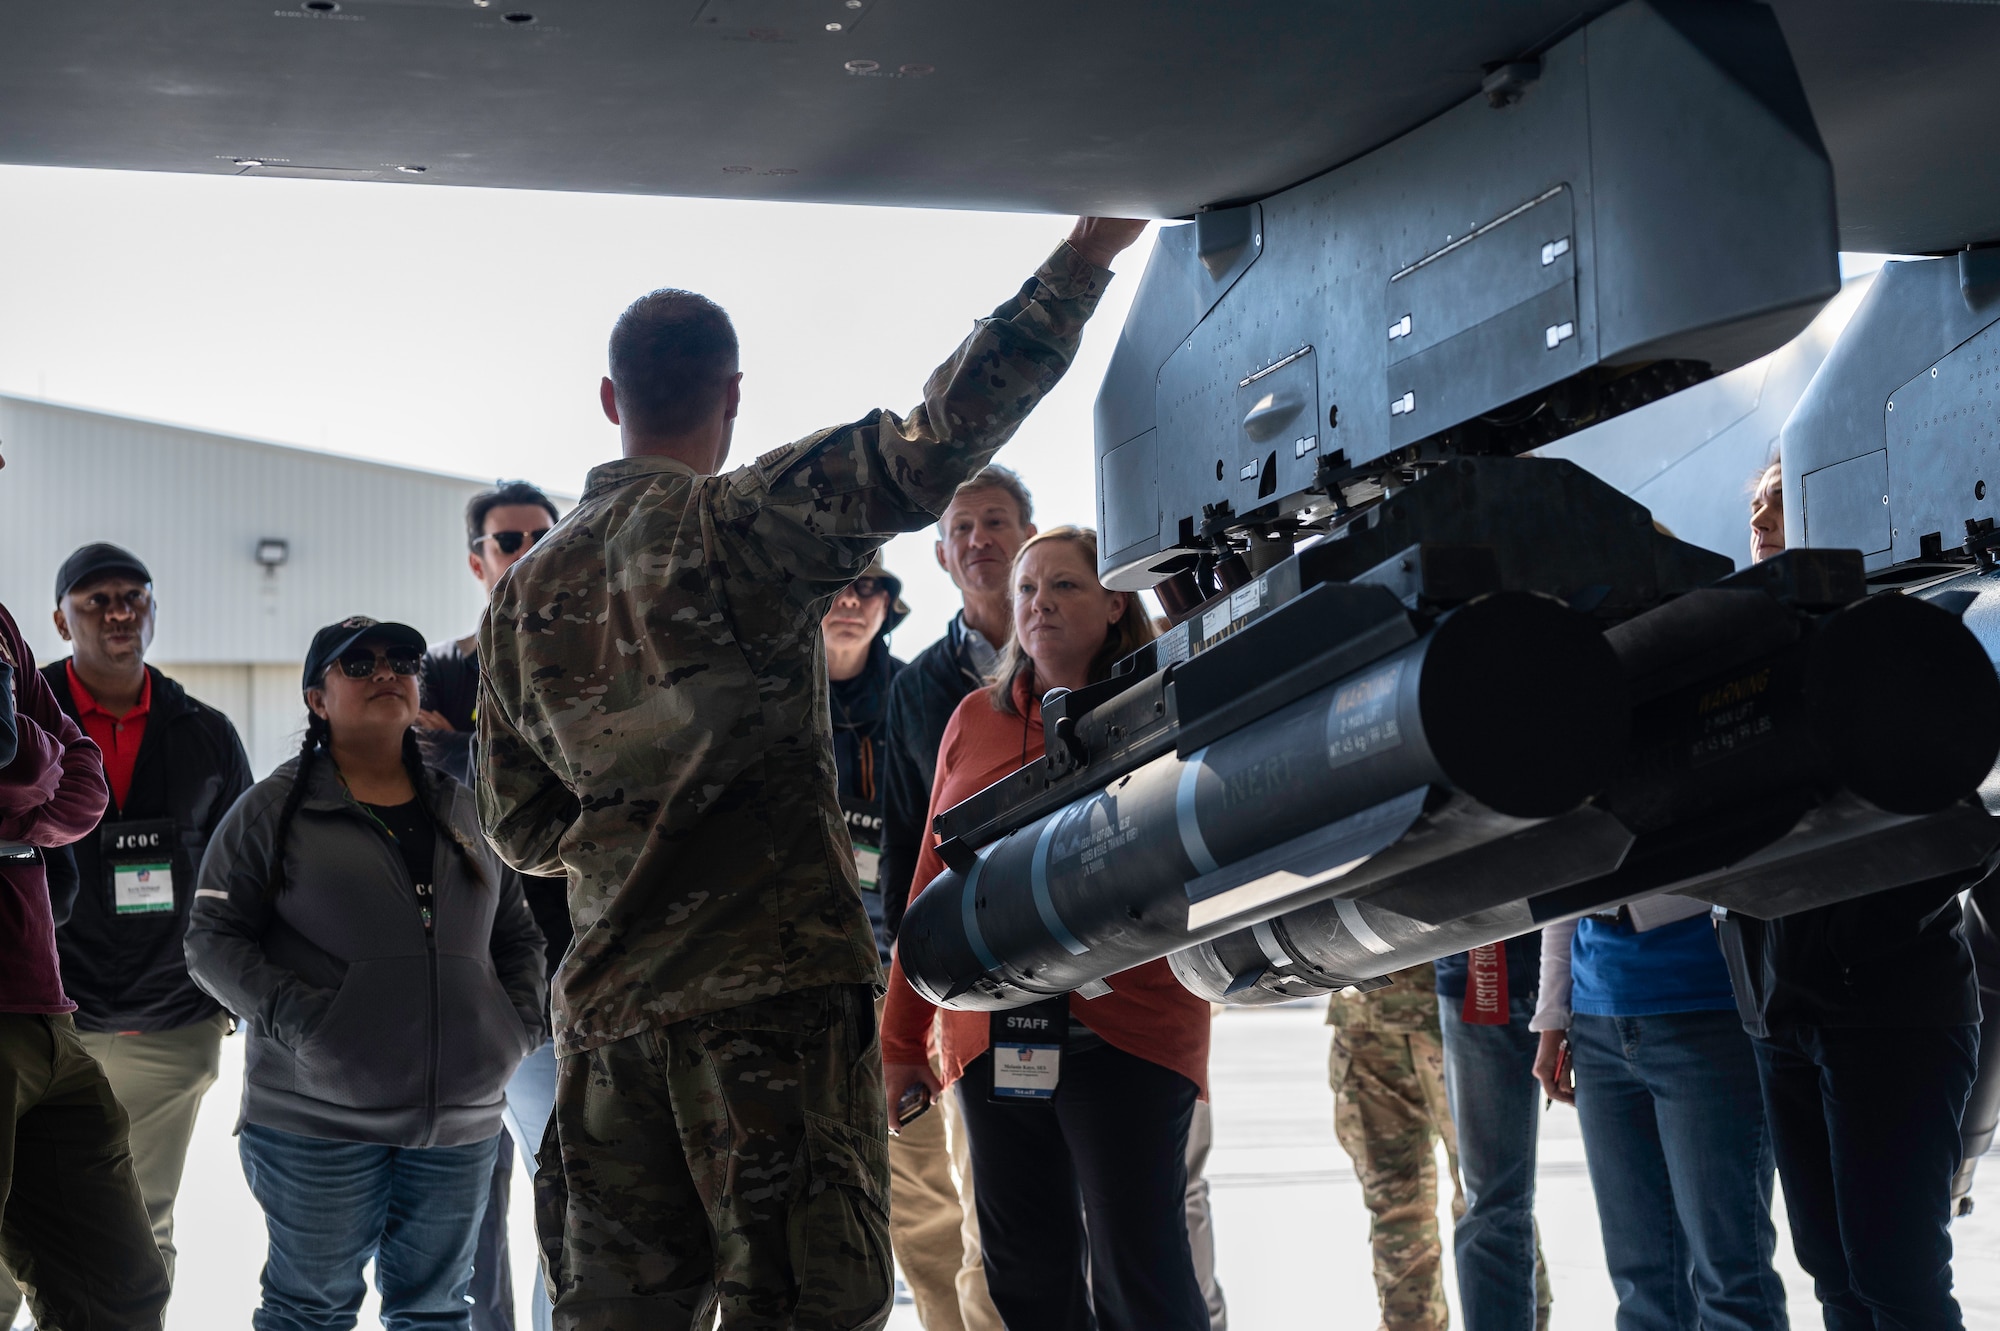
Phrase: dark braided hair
[
  {"left": 399, "top": 727, "right": 487, "bottom": 890},
  {"left": 265, "top": 710, "right": 486, "bottom": 895},
  {"left": 267, "top": 712, "right": 330, "bottom": 898}
]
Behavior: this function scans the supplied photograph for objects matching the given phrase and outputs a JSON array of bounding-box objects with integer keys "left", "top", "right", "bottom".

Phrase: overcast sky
[{"left": 0, "top": 163, "right": 1158, "bottom": 649}]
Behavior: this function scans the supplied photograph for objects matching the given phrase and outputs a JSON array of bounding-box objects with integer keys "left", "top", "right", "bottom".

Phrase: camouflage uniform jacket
[
  {"left": 1325, "top": 962, "right": 1442, "bottom": 1034},
  {"left": 477, "top": 241, "right": 1114, "bottom": 1057}
]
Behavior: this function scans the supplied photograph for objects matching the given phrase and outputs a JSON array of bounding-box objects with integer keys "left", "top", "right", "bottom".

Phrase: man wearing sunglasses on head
[
  {"left": 419, "top": 480, "right": 568, "bottom": 1331},
  {"left": 478, "top": 216, "right": 1149, "bottom": 1330},
  {"left": 0, "top": 543, "right": 256, "bottom": 1327}
]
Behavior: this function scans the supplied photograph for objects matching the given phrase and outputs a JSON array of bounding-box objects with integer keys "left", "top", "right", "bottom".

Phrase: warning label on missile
[
  {"left": 1326, "top": 661, "right": 1405, "bottom": 772},
  {"left": 1688, "top": 666, "right": 1776, "bottom": 766}
]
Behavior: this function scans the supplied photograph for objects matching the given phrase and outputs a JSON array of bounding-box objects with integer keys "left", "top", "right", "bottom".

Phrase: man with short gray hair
[{"left": 873, "top": 467, "right": 1035, "bottom": 1331}]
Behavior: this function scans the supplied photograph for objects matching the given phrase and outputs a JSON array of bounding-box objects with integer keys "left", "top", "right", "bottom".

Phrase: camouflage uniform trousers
[
  {"left": 1329, "top": 1027, "right": 1465, "bottom": 1331},
  {"left": 536, "top": 983, "right": 892, "bottom": 1331}
]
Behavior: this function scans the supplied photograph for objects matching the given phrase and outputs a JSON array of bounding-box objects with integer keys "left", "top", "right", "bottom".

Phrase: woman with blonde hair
[{"left": 882, "top": 526, "right": 1212, "bottom": 1331}]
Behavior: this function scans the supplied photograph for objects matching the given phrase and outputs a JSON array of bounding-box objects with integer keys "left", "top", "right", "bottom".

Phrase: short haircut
[
  {"left": 942, "top": 464, "right": 1035, "bottom": 532},
  {"left": 608, "top": 289, "right": 740, "bottom": 436},
  {"left": 466, "top": 480, "right": 560, "bottom": 544}
]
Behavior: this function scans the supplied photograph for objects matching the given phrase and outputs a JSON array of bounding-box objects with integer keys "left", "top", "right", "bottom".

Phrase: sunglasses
[
  {"left": 334, "top": 647, "right": 424, "bottom": 679},
  {"left": 472, "top": 528, "right": 551, "bottom": 556},
  {"left": 845, "top": 577, "right": 890, "bottom": 600},
  {"left": 74, "top": 587, "right": 154, "bottom": 617}
]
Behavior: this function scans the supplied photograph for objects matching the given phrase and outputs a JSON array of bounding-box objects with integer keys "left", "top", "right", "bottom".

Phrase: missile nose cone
[{"left": 1418, "top": 592, "right": 1630, "bottom": 819}]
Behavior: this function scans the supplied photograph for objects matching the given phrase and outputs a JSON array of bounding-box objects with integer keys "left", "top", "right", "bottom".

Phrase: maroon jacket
[{"left": 0, "top": 602, "right": 108, "bottom": 1014}]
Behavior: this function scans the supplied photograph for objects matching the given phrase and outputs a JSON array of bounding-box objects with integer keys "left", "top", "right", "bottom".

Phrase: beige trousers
[
  {"left": 1185, "top": 1099, "right": 1228, "bottom": 1331},
  {"left": 0, "top": 1010, "right": 225, "bottom": 1325},
  {"left": 888, "top": 1070, "right": 1002, "bottom": 1331}
]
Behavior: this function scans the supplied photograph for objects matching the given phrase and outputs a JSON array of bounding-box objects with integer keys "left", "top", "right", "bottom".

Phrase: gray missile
[
  {"left": 896, "top": 591, "right": 1627, "bottom": 1010},
  {"left": 1174, "top": 571, "right": 2000, "bottom": 1005}
]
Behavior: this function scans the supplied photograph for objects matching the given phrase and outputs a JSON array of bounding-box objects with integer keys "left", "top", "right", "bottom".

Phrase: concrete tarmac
[{"left": 33, "top": 1000, "right": 1994, "bottom": 1329}]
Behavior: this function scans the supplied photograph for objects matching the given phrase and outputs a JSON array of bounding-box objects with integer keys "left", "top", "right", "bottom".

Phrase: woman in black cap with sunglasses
[{"left": 186, "top": 617, "right": 546, "bottom": 1331}]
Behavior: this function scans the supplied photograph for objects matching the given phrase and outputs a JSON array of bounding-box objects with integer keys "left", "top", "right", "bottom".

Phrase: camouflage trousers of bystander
[{"left": 1330, "top": 1027, "right": 1464, "bottom": 1331}]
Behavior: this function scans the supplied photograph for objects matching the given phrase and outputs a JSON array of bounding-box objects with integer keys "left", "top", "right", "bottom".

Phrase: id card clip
[{"left": 989, "top": 995, "right": 1068, "bottom": 1102}]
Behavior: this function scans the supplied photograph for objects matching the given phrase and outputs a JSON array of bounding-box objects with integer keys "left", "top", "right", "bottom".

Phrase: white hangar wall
[{"left": 0, "top": 394, "right": 564, "bottom": 776}]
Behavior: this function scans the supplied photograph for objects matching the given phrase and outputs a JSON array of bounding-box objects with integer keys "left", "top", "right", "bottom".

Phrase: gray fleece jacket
[{"left": 186, "top": 753, "right": 545, "bottom": 1147}]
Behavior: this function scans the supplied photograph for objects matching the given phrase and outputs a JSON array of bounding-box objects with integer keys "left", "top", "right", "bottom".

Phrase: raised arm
[{"left": 710, "top": 220, "right": 1146, "bottom": 610}]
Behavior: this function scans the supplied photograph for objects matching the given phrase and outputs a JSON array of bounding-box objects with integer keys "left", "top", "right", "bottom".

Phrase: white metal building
[{"left": 0, "top": 394, "right": 563, "bottom": 777}]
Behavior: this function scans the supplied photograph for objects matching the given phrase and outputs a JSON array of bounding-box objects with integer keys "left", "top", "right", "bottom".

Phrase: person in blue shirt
[{"left": 1532, "top": 899, "right": 1787, "bottom": 1331}]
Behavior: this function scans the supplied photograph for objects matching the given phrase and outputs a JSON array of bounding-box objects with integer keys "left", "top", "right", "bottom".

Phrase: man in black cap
[{"left": 8, "top": 542, "right": 253, "bottom": 1319}]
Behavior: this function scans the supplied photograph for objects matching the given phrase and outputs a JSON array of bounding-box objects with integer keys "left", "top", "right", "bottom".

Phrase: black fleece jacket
[
  {"left": 1717, "top": 870, "right": 1981, "bottom": 1035},
  {"left": 880, "top": 617, "right": 990, "bottom": 944},
  {"left": 45, "top": 662, "right": 253, "bottom": 1032}
]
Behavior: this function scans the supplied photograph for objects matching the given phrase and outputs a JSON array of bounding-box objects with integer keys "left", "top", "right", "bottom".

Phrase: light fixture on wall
[{"left": 255, "top": 539, "right": 289, "bottom": 571}]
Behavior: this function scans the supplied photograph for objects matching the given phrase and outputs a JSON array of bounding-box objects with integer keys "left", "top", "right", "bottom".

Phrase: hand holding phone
[
  {"left": 892, "top": 1082, "right": 933, "bottom": 1135},
  {"left": 1534, "top": 1028, "right": 1576, "bottom": 1108}
]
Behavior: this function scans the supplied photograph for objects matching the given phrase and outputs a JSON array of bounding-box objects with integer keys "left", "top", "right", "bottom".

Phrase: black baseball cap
[
  {"left": 301, "top": 616, "right": 427, "bottom": 693},
  {"left": 856, "top": 558, "right": 910, "bottom": 635},
  {"left": 55, "top": 543, "right": 152, "bottom": 603}
]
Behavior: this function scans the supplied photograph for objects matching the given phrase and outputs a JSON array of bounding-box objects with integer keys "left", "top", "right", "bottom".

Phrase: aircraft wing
[{"left": 0, "top": 1, "right": 1994, "bottom": 254}]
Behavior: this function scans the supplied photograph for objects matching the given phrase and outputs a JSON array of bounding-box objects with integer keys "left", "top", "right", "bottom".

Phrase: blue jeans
[
  {"left": 502, "top": 1042, "right": 559, "bottom": 1331},
  {"left": 239, "top": 1123, "right": 500, "bottom": 1331},
  {"left": 1439, "top": 995, "right": 1542, "bottom": 1331},
  {"left": 1570, "top": 1011, "right": 1787, "bottom": 1331}
]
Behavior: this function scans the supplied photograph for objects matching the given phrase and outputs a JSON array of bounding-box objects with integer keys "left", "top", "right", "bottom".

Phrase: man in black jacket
[
  {"left": 420, "top": 479, "right": 567, "bottom": 1331},
  {"left": 879, "top": 467, "right": 1036, "bottom": 946},
  {"left": 19, "top": 543, "right": 252, "bottom": 1319}
]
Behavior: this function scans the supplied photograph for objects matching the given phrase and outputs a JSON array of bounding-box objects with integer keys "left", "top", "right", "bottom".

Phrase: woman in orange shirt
[{"left": 882, "top": 526, "right": 1212, "bottom": 1331}]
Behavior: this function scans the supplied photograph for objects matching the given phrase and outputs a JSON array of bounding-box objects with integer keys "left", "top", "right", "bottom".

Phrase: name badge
[
  {"left": 114, "top": 862, "right": 176, "bottom": 914},
  {"left": 853, "top": 842, "right": 881, "bottom": 894},
  {"left": 842, "top": 801, "right": 884, "bottom": 895},
  {"left": 101, "top": 818, "right": 181, "bottom": 917},
  {"left": 989, "top": 996, "right": 1069, "bottom": 1102}
]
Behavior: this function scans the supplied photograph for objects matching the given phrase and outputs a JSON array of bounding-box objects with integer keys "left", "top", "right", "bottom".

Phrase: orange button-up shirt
[
  {"left": 881, "top": 678, "right": 1211, "bottom": 1098},
  {"left": 66, "top": 662, "right": 151, "bottom": 811}
]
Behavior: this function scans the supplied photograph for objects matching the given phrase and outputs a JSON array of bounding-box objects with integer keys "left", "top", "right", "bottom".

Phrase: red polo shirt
[{"left": 66, "top": 662, "right": 150, "bottom": 811}]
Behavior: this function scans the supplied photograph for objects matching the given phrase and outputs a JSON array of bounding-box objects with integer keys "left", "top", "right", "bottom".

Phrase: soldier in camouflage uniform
[
  {"left": 476, "top": 216, "right": 1147, "bottom": 1330},
  {"left": 1327, "top": 963, "right": 1464, "bottom": 1331}
]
